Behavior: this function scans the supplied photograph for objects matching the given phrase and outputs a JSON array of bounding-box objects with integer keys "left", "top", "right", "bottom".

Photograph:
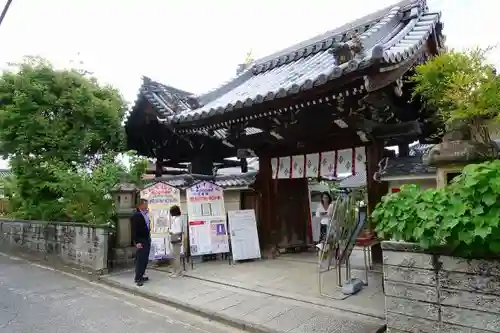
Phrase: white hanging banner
[
  {"left": 336, "top": 148, "right": 353, "bottom": 175},
  {"left": 291, "top": 155, "right": 305, "bottom": 178},
  {"left": 320, "top": 151, "right": 336, "bottom": 177},
  {"left": 270, "top": 146, "right": 364, "bottom": 179},
  {"left": 271, "top": 158, "right": 279, "bottom": 179},
  {"left": 277, "top": 156, "right": 291, "bottom": 179},
  {"left": 354, "top": 146, "right": 366, "bottom": 175},
  {"left": 306, "top": 153, "right": 320, "bottom": 178}
]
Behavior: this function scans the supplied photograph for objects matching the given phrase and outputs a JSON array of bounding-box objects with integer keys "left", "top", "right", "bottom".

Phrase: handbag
[{"left": 170, "top": 233, "right": 182, "bottom": 244}]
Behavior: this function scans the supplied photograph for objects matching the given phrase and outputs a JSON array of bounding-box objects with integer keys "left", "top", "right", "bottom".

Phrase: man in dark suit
[{"left": 130, "top": 199, "right": 151, "bottom": 286}]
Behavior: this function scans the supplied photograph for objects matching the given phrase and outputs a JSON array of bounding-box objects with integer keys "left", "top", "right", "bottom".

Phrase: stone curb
[{"left": 99, "top": 276, "right": 280, "bottom": 333}]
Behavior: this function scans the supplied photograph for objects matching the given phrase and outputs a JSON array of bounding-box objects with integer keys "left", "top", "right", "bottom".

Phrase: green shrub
[{"left": 373, "top": 160, "right": 500, "bottom": 257}]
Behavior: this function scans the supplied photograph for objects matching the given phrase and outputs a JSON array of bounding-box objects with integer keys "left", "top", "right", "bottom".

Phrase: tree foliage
[
  {"left": 373, "top": 160, "right": 500, "bottom": 257},
  {"left": 411, "top": 48, "right": 500, "bottom": 140},
  {"left": 0, "top": 56, "right": 147, "bottom": 225}
]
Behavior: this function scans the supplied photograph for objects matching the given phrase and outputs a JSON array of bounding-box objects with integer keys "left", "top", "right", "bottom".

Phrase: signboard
[
  {"left": 227, "top": 210, "right": 261, "bottom": 262},
  {"left": 186, "top": 181, "right": 229, "bottom": 256},
  {"left": 140, "top": 182, "right": 181, "bottom": 260}
]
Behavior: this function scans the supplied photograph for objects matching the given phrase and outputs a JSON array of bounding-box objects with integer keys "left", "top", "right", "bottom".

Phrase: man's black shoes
[{"left": 134, "top": 276, "right": 149, "bottom": 286}]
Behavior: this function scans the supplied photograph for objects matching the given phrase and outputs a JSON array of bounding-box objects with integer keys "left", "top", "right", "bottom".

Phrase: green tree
[
  {"left": 411, "top": 48, "right": 500, "bottom": 144},
  {"left": 0, "top": 56, "right": 125, "bottom": 165},
  {"left": 0, "top": 56, "right": 147, "bottom": 224}
]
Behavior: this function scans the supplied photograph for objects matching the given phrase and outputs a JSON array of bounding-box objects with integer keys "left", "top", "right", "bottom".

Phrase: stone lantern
[
  {"left": 111, "top": 183, "right": 138, "bottom": 248},
  {"left": 423, "top": 128, "right": 497, "bottom": 188}
]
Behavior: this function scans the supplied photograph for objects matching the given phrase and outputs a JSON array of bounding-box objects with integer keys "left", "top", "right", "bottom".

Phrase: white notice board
[
  {"left": 186, "top": 181, "right": 229, "bottom": 256},
  {"left": 227, "top": 209, "right": 261, "bottom": 261}
]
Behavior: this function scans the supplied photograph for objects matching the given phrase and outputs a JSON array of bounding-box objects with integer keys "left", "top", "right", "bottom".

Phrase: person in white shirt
[
  {"left": 169, "top": 205, "right": 184, "bottom": 277},
  {"left": 315, "top": 192, "right": 333, "bottom": 242}
]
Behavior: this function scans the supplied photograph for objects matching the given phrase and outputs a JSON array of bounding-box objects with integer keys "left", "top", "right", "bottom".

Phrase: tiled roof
[
  {"left": 0, "top": 169, "right": 11, "bottom": 179},
  {"left": 380, "top": 155, "right": 436, "bottom": 179},
  {"left": 165, "top": 0, "right": 440, "bottom": 124},
  {"left": 145, "top": 172, "right": 258, "bottom": 190},
  {"left": 338, "top": 172, "right": 367, "bottom": 188},
  {"left": 409, "top": 142, "right": 434, "bottom": 156},
  {"left": 132, "top": 76, "right": 197, "bottom": 118},
  {"left": 383, "top": 139, "right": 500, "bottom": 179}
]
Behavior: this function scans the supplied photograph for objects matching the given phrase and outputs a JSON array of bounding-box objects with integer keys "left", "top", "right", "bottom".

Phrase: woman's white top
[
  {"left": 170, "top": 216, "right": 183, "bottom": 234},
  {"left": 315, "top": 203, "right": 333, "bottom": 225}
]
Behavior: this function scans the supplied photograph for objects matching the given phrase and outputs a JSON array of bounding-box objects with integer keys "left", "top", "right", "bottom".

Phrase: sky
[{"left": 0, "top": 0, "right": 497, "bottom": 169}]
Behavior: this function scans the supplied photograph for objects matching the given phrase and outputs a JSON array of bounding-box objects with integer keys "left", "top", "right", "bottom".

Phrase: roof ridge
[
  {"left": 253, "top": 0, "right": 423, "bottom": 67},
  {"left": 183, "top": 0, "right": 425, "bottom": 112},
  {"left": 141, "top": 76, "right": 195, "bottom": 97},
  {"left": 195, "top": 67, "right": 255, "bottom": 107}
]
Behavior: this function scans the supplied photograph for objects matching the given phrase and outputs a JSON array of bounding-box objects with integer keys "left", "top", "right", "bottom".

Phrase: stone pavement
[
  {"left": 179, "top": 250, "right": 385, "bottom": 319},
  {"left": 101, "top": 269, "right": 385, "bottom": 333}
]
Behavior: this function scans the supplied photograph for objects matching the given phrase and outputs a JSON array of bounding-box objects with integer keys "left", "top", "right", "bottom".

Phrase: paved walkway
[
  {"left": 179, "top": 251, "right": 385, "bottom": 318},
  {"left": 101, "top": 269, "right": 384, "bottom": 333}
]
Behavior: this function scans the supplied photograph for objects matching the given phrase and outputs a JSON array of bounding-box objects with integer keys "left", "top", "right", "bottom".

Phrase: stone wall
[
  {"left": 0, "top": 219, "right": 109, "bottom": 273},
  {"left": 382, "top": 241, "right": 500, "bottom": 333}
]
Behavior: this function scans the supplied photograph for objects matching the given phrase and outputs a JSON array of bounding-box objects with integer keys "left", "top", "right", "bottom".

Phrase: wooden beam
[
  {"left": 259, "top": 132, "right": 365, "bottom": 157},
  {"left": 372, "top": 121, "right": 422, "bottom": 139},
  {"left": 146, "top": 169, "right": 187, "bottom": 176},
  {"left": 161, "top": 159, "right": 241, "bottom": 169}
]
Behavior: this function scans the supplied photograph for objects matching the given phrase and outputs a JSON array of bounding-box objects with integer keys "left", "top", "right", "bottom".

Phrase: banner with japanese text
[
  {"left": 186, "top": 181, "right": 229, "bottom": 256},
  {"left": 140, "top": 182, "right": 181, "bottom": 260}
]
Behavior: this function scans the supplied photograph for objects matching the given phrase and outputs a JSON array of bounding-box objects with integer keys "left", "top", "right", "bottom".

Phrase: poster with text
[
  {"left": 227, "top": 210, "right": 261, "bottom": 261},
  {"left": 188, "top": 218, "right": 230, "bottom": 256},
  {"left": 186, "top": 181, "right": 225, "bottom": 218},
  {"left": 210, "top": 219, "right": 230, "bottom": 254},
  {"left": 186, "top": 181, "right": 228, "bottom": 256},
  {"left": 140, "top": 182, "right": 181, "bottom": 260}
]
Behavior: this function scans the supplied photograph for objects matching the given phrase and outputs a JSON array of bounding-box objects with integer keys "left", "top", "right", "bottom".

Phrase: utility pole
[{"left": 0, "top": 0, "right": 13, "bottom": 29}]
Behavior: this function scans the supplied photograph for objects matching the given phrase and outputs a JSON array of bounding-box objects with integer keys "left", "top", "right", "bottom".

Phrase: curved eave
[{"left": 382, "top": 12, "right": 440, "bottom": 64}]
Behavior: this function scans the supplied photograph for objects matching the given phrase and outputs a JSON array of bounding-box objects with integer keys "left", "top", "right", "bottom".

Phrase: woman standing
[
  {"left": 315, "top": 192, "right": 333, "bottom": 243},
  {"left": 169, "top": 205, "right": 184, "bottom": 277}
]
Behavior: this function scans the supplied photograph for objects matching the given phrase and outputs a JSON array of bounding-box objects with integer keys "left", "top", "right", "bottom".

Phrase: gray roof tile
[
  {"left": 146, "top": 172, "right": 258, "bottom": 190},
  {"left": 0, "top": 169, "right": 11, "bottom": 179},
  {"left": 132, "top": 77, "right": 196, "bottom": 118},
  {"left": 338, "top": 172, "right": 367, "bottom": 188},
  {"left": 164, "top": 0, "right": 439, "bottom": 124},
  {"left": 382, "top": 138, "right": 500, "bottom": 179},
  {"left": 380, "top": 155, "right": 436, "bottom": 179}
]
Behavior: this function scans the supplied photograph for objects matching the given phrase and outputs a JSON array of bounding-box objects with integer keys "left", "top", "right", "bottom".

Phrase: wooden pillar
[
  {"left": 366, "top": 142, "right": 387, "bottom": 263},
  {"left": 155, "top": 156, "right": 163, "bottom": 178},
  {"left": 240, "top": 158, "right": 248, "bottom": 173},
  {"left": 398, "top": 142, "right": 409, "bottom": 157},
  {"left": 190, "top": 150, "right": 214, "bottom": 175},
  {"left": 257, "top": 155, "right": 277, "bottom": 254}
]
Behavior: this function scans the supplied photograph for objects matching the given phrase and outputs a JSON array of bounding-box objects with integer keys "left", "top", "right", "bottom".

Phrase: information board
[
  {"left": 227, "top": 210, "right": 261, "bottom": 261},
  {"left": 140, "top": 182, "right": 181, "bottom": 260},
  {"left": 186, "top": 181, "right": 229, "bottom": 256}
]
